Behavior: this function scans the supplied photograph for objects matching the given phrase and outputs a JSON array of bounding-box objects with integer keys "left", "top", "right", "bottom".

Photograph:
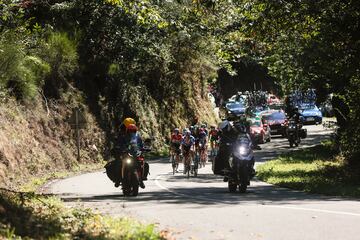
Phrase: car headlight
[{"left": 239, "top": 146, "right": 249, "bottom": 155}]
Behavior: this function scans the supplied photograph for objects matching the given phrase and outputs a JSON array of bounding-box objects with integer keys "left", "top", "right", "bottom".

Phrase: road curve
[{"left": 49, "top": 125, "right": 360, "bottom": 240}]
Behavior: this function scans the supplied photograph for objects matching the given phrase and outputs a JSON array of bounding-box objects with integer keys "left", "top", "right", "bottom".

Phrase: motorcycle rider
[
  {"left": 214, "top": 120, "right": 239, "bottom": 180},
  {"left": 288, "top": 106, "right": 303, "bottom": 142},
  {"left": 214, "top": 120, "right": 256, "bottom": 182},
  {"left": 234, "top": 122, "right": 256, "bottom": 180},
  {"left": 117, "top": 120, "right": 147, "bottom": 189},
  {"left": 113, "top": 118, "right": 136, "bottom": 188}
]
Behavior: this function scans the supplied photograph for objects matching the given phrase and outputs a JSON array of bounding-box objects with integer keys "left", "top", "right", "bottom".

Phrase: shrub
[
  {"left": 0, "top": 37, "right": 50, "bottom": 100},
  {"left": 41, "top": 32, "right": 78, "bottom": 98}
]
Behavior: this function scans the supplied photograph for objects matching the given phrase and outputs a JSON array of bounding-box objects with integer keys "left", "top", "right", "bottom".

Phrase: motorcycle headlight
[
  {"left": 239, "top": 146, "right": 249, "bottom": 155},
  {"left": 126, "top": 158, "right": 132, "bottom": 164}
]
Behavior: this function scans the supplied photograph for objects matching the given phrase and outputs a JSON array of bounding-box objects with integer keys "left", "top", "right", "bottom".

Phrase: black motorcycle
[
  {"left": 122, "top": 147, "right": 151, "bottom": 196},
  {"left": 226, "top": 136, "right": 255, "bottom": 193},
  {"left": 286, "top": 119, "right": 307, "bottom": 147},
  {"left": 287, "top": 119, "right": 300, "bottom": 148},
  {"left": 105, "top": 147, "right": 150, "bottom": 197}
]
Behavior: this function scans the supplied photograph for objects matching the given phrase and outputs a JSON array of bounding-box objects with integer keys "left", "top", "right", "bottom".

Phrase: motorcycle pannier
[
  {"left": 300, "top": 128, "right": 307, "bottom": 139},
  {"left": 104, "top": 160, "right": 122, "bottom": 183}
]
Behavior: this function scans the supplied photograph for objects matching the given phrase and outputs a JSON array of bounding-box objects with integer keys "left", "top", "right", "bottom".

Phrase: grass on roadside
[
  {"left": 256, "top": 142, "right": 360, "bottom": 197},
  {"left": 0, "top": 189, "right": 166, "bottom": 240}
]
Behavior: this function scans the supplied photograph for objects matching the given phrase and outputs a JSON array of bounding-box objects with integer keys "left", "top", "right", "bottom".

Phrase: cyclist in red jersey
[
  {"left": 170, "top": 128, "right": 182, "bottom": 164},
  {"left": 209, "top": 125, "right": 220, "bottom": 157}
]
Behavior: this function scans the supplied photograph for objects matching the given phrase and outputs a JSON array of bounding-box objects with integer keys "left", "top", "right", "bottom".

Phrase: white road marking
[
  {"left": 264, "top": 205, "right": 360, "bottom": 217},
  {"left": 155, "top": 174, "right": 360, "bottom": 218}
]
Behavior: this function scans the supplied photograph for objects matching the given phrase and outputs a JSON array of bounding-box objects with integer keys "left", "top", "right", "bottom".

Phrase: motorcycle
[
  {"left": 226, "top": 135, "right": 255, "bottom": 193},
  {"left": 287, "top": 119, "right": 300, "bottom": 148},
  {"left": 121, "top": 147, "right": 151, "bottom": 196},
  {"left": 105, "top": 146, "right": 150, "bottom": 197}
]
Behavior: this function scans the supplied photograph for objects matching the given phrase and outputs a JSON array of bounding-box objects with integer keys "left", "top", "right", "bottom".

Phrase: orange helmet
[
  {"left": 126, "top": 123, "right": 137, "bottom": 132},
  {"left": 123, "top": 117, "right": 136, "bottom": 128}
]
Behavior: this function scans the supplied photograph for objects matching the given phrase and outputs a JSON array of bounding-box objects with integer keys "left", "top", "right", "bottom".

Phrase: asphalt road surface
[{"left": 49, "top": 124, "right": 360, "bottom": 240}]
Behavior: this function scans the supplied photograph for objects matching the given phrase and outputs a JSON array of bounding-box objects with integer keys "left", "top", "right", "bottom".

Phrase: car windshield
[
  {"left": 251, "top": 121, "right": 261, "bottom": 127},
  {"left": 300, "top": 104, "right": 318, "bottom": 110},
  {"left": 264, "top": 112, "right": 285, "bottom": 120},
  {"left": 226, "top": 102, "right": 243, "bottom": 109}
]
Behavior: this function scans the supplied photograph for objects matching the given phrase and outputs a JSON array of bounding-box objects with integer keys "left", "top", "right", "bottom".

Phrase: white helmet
[{"left": 219, "top": 120, "right": 231, "bottom": 132}]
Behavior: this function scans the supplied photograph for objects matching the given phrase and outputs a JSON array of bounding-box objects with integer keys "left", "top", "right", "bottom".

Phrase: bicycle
[
  {"left": 170, "top": 146, "right": 180, "bottom": 175},
  {"left": 192, "top": 151, "right": 199, "bottom": 177},
  {"left": 183, "top": 148, "right": 192, "bottom": 179},
  {"left": 210, "top": 139, "right": 219, "bottom": 158},
  {"left": 199, "top": 144, "right": 208, "bottom": 168}
]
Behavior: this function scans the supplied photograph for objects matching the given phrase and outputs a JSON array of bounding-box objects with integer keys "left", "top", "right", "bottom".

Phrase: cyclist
[
  {"left": 181, "top": 130, "right": 195, "bottom": 174},
  {"left": 200, "top": 123, "right": 208, "bottom": 136},
  {"left": 191, "top": 125, "right": 200, "bottom": 155},
  {"left": 209, "top": 125, "right": 219, "bottom": 157},
  {"left": 198, "top": 128, "right": 208, "bottom": 167},
  {"left": 170, "top": 128, "right": 182, "bottom": 170}
]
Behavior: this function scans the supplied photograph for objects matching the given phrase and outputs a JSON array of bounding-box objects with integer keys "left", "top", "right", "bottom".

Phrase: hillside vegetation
[
  {"left": 1, "top": 0, "right": 359, "bottom": 182},
  {"left": 0, "top": 0, "right": 222, "bottom": 184}
]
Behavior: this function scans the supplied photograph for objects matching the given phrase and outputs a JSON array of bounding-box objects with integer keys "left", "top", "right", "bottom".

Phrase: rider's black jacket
[{"left": 219, "top": 127, "right": 239, "bottom": 146}]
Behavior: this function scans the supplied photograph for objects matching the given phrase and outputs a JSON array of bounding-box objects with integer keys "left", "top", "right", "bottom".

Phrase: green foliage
[
  {"left": 341, "top": 74, "right": 360, "bottom": 165},
  {"left": 40, "top": 32, "right": 78, "bottom": 98},
  {"left": 0, "top": 34, "right": 50, "bottom": 100},
  {"left": 43, "top": 32, "right": 78, "bottom": 81},
  {"left": 0, "top": 190, "right": 164, "bottom": 239}
]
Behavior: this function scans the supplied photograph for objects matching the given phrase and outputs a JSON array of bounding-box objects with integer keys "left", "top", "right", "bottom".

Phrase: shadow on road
[{"left": 59, "top": 179, "right": 356, "bottom": 207}]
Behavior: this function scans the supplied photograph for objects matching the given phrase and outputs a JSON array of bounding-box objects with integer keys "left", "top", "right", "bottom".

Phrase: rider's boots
[{"left": 139, "top": 180, "right": 145, "bottom": 189}]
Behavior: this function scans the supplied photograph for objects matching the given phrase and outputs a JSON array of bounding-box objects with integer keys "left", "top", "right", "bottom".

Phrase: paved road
[{"left": 49, "top": 125, "right": 360, "bottom": 240}]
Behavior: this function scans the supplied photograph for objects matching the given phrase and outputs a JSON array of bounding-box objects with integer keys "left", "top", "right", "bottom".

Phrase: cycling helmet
[
  {"left": 185, "top": 130, "right": 191, "bottom": 136},
  {"left": 126, "top": 123, "right": 137, "bottom": 132},
  {"left": 210, "top": 125, "right": 215, "bottom": 129},
  {"left": 123, "top": 117, "right": 136, "bottom": 128},
  {"left": 190, "top": 126, "right": 194, "bottom": 131},
  {"left": 173, "top": 128, "right": 180, "bottom": 133}
]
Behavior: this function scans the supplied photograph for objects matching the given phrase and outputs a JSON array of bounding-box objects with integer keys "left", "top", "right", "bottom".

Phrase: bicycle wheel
[
  {"left": 171, "top": 155, "right": 176, "bottom": 175},
  {"left": 187, "top": 164, "right": 190, "bottom": 179}
]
